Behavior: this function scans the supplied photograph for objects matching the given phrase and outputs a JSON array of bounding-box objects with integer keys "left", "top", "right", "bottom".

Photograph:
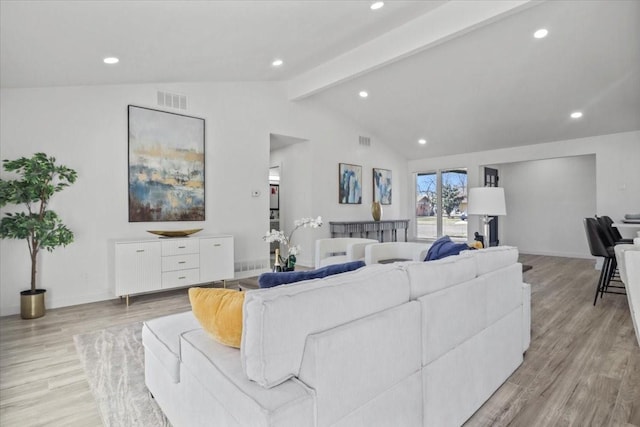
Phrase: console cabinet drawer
[
  {"left": 162, "top": 254, "right": 200, "bottom": 272},
  {"left": 161, "top": 239, "right": 199, "bottom": 256},
  {"left": 162, "top": 268, "right": 200, "bottom": 288}
]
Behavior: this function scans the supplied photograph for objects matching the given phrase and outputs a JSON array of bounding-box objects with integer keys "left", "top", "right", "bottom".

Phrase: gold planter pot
[{"left": 20, "top": 289, "right": 46, "bottom": 319}]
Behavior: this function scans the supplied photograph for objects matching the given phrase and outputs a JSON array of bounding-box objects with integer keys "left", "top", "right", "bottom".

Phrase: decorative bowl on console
[{"left": 147, "top": 228, "right": 203, "bottom": 238}]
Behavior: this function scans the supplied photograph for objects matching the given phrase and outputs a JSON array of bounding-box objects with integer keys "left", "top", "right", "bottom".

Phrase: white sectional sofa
[
  {"left": 142, "top": 246, "right": 531, "bottom": 427},
  {"left": 614, "top": 242, "right": 640, "bottom": 346}
]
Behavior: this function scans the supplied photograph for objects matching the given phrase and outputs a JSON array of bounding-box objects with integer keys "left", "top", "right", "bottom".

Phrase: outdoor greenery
[
  {"left": 441, "top": 183, "right": 464, "bottom": 218},
  {"left": 0, "top": 153, "right": 78, "bottom": 292}
]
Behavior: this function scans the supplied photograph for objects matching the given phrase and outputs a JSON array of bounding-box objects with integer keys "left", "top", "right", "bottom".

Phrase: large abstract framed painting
[
  {"left": 373, "top": 168, "right": 392, "bottom": 205},
  {"left": 339, "top": 163, "right": 362, "bottom": 204},
  {"left": 128, "top": 105, "right": 205, "bottom": 222}
]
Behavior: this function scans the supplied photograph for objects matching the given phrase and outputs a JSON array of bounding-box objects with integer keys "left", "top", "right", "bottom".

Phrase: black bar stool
[
  {"left": 596, "top": 215, "right": 634, "bottom": 245},
  {"left": 583, "top": 218, "right": 626, "bottom": 305}
]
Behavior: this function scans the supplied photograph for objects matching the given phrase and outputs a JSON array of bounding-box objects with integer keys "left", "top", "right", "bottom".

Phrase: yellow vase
[{"left": 371, "top": 202, "right": 382, "bottom": 221}]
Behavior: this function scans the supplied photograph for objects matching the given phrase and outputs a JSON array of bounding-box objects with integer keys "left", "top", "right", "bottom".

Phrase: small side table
[{"left": 238, "top": 277, "right": 259, "bottom": 291}]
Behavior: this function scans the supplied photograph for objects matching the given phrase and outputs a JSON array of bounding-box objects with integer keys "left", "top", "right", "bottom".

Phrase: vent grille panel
[
  {"left": 157, "top": 91, "right": 187, "bottom": 110},
  {"left": 359, "top": 136, "right": 371, "bottom": 147}
]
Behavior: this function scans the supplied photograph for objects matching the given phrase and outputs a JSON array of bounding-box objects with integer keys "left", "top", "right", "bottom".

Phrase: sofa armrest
[
  {"left": 348, "top": 241, "right": 377, "bottom": 261},
  {"left": 315, "top": 238, "right": 378, "bottom": 268}
]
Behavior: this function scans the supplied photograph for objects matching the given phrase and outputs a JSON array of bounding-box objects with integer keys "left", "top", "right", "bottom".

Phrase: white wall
[
  {"left": 268, "top": 119, "right": 410, "bottom": 266},
  {"left": 408, "top": 131, "right": 640, "bottom": 256},
  {"left": 500, "top": 155, "right": 596, "bottom": 258},
  {"left": 270, "top": 140, "right": 315, "bottom": 266},
  {"left": 0, "top": 82, "right": 409, "bottom": 316}
]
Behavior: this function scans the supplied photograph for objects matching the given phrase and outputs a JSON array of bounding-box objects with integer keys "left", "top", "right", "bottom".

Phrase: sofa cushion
[
  {"left": 189, "top": 288, "right": 244, "bottom": 348},
  {"left": 405, "top": 254, "right": 477, "bottom": 299},
  {"left": 242, "top": 263, "right": 410, "bottom": 388},
  {"left": 484, "top": 263, "right": 523, "bottom": 326},
  {"left": 258, "top": 260, "right": 366, "bottom": 288},
  {"left": 464, "top": 245, "right": 519, "bottom": 276},
  {"left": 418, "top": 277, "right": 487, "bottom": 365},
  {"left": 142, "top": 311, "right": 201, "bottom": 383}
]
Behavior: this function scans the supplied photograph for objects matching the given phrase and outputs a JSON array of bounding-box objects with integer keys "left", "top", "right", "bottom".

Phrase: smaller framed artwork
[
  {"left": 373, "top": 168, "right": 392, "bottom": 205},
  {"left": 339, "top": 163, "right": 362, "bottom": 204},
  {"left": 270, "top": 184, "right": 279, "bottom": 210}
]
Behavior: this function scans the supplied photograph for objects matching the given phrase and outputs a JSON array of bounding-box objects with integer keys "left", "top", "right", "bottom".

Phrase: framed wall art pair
[{"left": 338, "top": 163, "right": 391, "bottom": 205}]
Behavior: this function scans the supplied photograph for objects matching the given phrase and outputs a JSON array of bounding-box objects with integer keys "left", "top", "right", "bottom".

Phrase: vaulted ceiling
[{"left": 2, "top": 0, "right": 639, "bottom": 159}]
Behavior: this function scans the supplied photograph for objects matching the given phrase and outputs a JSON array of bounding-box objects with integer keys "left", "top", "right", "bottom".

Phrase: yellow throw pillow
[{"left": 188, "top": 288, "right": 245, "bottom": 348}]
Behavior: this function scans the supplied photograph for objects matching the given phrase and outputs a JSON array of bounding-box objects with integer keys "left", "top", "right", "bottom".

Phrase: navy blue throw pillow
[
  {"left": 424, "top": 236, "right": 471, "bottom": 261},
  {"left": 258, "top": 260, "right": 366, "bottom": 289}
]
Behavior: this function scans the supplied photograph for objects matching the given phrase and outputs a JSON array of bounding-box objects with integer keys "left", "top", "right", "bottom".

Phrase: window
[
  {"left": 416, "top": 169, "right": 467, "bottom": 240},
  {"left": 416, "top": 172, "right": 437, "bottom": 239}
]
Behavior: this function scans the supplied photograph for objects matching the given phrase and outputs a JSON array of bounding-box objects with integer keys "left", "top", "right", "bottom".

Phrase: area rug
[{"left": 74, "top": 322, "right": 171, "bottom": 427}]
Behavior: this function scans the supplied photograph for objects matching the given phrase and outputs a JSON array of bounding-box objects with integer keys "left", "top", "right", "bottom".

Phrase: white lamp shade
[{"left": 467, "top": 187, "right": 507, "bottom": 216}]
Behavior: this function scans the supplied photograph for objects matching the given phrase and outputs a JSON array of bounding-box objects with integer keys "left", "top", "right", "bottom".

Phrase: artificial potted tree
[{"left": 0, "top": 153, "right": 77, "bottom": 319}]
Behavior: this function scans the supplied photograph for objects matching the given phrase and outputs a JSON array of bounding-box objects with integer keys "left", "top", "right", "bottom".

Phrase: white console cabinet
[{"left": 113, "top": 234, "right": 234, "bottom": 304}]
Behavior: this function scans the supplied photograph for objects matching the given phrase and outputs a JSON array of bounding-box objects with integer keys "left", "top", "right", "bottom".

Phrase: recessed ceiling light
[
  {"left": 570, "top": 111, "right": 583, "bottom": 119},
  {"left": 359, "top": 91, "right": 369, "bottom": 98},
  {"left": 103, "top": 57, "right": 119, "bottom": 64},
  {"left": 533, "top": 28, "right": 548, "bottom": 39},
  {"left": 271, "top": 59, "right": 283, "bottom": 67},
  {"left": 418, "top": 139, "right": 427, "bottom": 145},
  {"left": 370, "top": 1, "right": 384, "bottom": 10}
]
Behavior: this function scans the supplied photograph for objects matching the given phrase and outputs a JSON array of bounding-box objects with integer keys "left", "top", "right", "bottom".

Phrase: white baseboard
[
  {"left": 1, "top": 289, "right": 114, "bottom": 317},
  {"left": 49, "top": 290, "right": 115, "bottom": 310}
]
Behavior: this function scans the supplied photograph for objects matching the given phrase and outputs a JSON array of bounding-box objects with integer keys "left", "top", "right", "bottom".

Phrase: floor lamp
[{"left": 467, "top": 187, "right": 507, "bottom": 247}]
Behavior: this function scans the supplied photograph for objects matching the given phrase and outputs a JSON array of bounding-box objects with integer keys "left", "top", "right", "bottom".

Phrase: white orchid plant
[{"left": 263, "top": 216, "right": 323, "bottom": 261}]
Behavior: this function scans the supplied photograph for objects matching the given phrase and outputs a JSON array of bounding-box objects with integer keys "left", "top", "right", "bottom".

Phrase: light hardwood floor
[{"left": 1, "top": 255, "right": 639, "bottom": 426}]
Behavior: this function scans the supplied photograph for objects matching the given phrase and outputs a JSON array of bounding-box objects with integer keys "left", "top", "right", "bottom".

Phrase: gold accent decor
[
  {"left": 147, "top": 228, "right": 203, "bottom": 238},
  {"left": 20, "top": 289, "right": 46, "bottom": 319},
  {"left": 371, "top": 201, "right": 383, "bottom": 221}
]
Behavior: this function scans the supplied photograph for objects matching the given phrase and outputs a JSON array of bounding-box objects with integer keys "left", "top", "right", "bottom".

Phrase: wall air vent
[
  {"left": 157, "top": 91, "right": 187, "bottom": 110},
  {"left": 359, "top": 136, "right": 371, "bottom": 147}
]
